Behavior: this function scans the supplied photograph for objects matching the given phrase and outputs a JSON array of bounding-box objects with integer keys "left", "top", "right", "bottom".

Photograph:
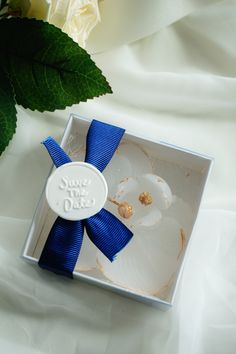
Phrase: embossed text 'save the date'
[{"left": 59, "top": 176, "right": 96, "bottom": 212}]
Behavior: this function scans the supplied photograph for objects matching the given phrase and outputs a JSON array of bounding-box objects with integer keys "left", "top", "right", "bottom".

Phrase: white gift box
[{"left": 22, "top": 114, "right": 213, "bottom": 311}]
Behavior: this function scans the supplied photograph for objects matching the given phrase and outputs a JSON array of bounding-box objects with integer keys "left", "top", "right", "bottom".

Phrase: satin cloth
[{"left": 0, "top": 1, "right": 235, "bottom": 353}]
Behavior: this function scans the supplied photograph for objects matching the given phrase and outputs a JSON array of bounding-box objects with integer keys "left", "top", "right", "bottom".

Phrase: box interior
[{"left": 22, "top": 114, "right": 212, "bottom": 308}]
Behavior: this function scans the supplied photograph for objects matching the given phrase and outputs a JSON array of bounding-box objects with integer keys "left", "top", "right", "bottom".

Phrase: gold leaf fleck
[{"left": 139, "top": 191, "right": 153, "bottom": 206}]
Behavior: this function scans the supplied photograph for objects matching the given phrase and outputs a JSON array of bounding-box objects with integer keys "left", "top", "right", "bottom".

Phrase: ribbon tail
[
  {"left": 42, "top": 137, "right": 71, "bottom": 167},
  {"left": 85, "top": 119, "right": 125, "bottom": 172},
  {"left": 84, "top": 208, "right": 133, "bottom": 262},
  {"left": 38, "top": 217, "right": 84, "bottom": 278}
]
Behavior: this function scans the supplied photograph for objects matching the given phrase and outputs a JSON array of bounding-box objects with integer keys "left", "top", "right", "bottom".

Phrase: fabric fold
[{"left": 86, "top": 0, "right": 221, "bottom": 53}]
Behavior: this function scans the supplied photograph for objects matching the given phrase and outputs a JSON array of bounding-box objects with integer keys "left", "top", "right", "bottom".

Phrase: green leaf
[
  {"left": 0, "top": 17, "right": 112, "bottom": 112},
  {"left": 0, "top": 0, "right": 7, "bottom": 10},
  {"left": 0, "top": 0, "right": 8, "bottom": 17},
  {"left": 0, "top": 69, "right": 17, "bottom": 154}
]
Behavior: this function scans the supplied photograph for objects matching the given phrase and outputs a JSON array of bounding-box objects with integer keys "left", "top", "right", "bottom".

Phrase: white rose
[
  {"left": 8, "top": 0, "right": 50, "bottom": 19},
  {"left": 49, "top": 0, "right": 101, "bottom": 48},
  {"left": 10, "top": 0, "right": 101, "bottom": 48},
  {"left": 48, "top": 0, "right": 100, "bottom": 47}
]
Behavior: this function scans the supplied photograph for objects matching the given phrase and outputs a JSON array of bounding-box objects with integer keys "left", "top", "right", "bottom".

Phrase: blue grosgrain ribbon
[{"left": 38, "top": 119, "right": 133, "bottom": 278}]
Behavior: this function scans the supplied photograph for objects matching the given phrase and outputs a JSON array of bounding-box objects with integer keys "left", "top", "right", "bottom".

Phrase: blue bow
[{"left": 38, "top": 119, "right": 133, "bottom": 278}]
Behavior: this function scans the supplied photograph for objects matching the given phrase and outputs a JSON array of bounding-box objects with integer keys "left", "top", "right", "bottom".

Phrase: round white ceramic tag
[{"left": 46, "top": 162, "right": 108, "bottom": 221}]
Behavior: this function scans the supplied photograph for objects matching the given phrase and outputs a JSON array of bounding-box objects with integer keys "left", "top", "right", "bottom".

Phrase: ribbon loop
[
  {"left": 85, "top": 120, "right": 125, "bottom": 172},
  {"left": 84, "top": 208, "right": 133, "bottom": 261},
  {"left": 39, "top": 217, "right": 84, "bottom": 278},
  {"left": 42, "top": 137, "right": 71, "bottom": 168}
]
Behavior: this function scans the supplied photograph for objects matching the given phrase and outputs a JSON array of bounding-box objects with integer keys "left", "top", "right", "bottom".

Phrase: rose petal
[
  {"left": 97, "top": 217, "right": 182, "bottom": 297},
  {"left": 103, "top": 142, "right": 153, "bottom": 197},
  {"left": 137, "top": 174, "right": 172, "bottom": 209},
  {"left": 48, "top": 0, "right": 100, "bottom": 47}
]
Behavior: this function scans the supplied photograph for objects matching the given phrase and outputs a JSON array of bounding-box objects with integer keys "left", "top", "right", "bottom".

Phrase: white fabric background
[{"left": 0, "top": 0, "right": 236, "bottom": 353}]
